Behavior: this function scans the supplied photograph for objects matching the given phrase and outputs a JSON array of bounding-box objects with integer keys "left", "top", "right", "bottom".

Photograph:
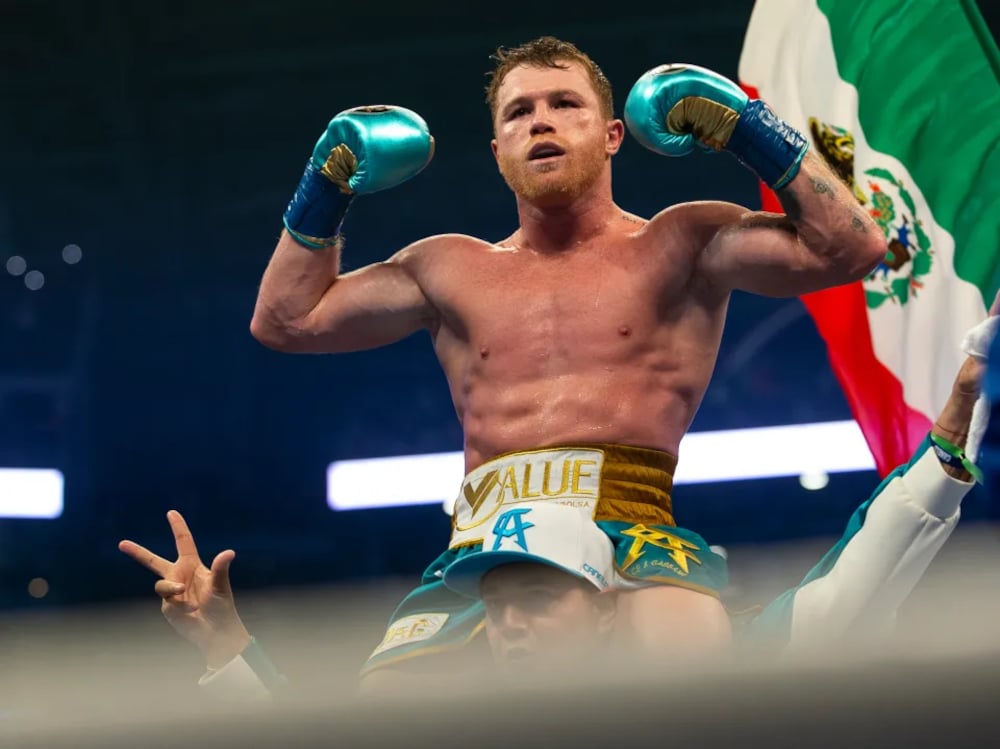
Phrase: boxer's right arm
[
  {"left": 251, "top": 233, "right": 437, "bottom": 354},
  {"left": 250, "top": 106, "right": 436, "bottom": 354}
]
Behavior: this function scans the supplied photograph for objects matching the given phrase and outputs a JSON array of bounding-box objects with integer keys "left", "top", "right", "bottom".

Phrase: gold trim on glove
[
  {"left": 320, "top": 143, "right": 358, "bottom": 194},
  {"left": 667, "top": 96, "right": 740, "bottom": 151},
  {"left": 286, "top": 226, "right": 344, "bottom": 250}
]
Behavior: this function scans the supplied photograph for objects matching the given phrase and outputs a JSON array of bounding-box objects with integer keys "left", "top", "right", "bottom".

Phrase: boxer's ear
[{"left": 606, "top": 119, "right": 625, "bottom": 156}]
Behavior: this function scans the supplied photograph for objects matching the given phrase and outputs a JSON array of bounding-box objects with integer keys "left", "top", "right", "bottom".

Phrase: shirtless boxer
[
  {"left": 119, "top": 345, "right": 984, "bottom": 696},
  {"left": 121, "top": 288, "right": 996, "bottom": 698},
  {"left": 446, "top": 309, "right": 996, "bottom": 669},
  {"left": 247, "top": 36, "right": 886, "bottom": 684}
]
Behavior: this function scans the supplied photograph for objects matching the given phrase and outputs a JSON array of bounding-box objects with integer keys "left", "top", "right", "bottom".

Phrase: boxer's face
[
  {"left": 480, "top": 562, "right": 616, "bottom": 676},
  {"left": 491, "top": 61, "right": 624, "bottom": 206}
]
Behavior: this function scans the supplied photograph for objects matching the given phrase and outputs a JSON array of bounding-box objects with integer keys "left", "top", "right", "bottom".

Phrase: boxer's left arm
[
  {"left": 625, "top": 65, "right": 886, "bottom": 296},
  {"left": 698, "top": 152, "right": 885, "bottom": 296}
]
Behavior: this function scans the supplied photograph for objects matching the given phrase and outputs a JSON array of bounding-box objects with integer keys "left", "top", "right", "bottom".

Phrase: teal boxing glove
[
  {"left": 624, "top": 64, "right": 808, "bottom": 190},
  {"left": 283, "top": 105, "right": 435, "bottom": 249}
]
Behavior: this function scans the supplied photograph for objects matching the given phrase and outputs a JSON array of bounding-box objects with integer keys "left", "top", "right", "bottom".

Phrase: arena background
[{"left": 1, "top": 3, "right": 999, "bottom": 741}]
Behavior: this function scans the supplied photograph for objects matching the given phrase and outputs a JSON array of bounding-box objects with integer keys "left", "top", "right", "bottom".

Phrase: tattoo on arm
[
  {"left": 810, "top": 177, "right": 837, "bottom": 201},
  {"left": 778, "top": 176, "right": 841, "bottom": 224},
  {"left": 621, "top": 213, "right": 645, "bottom": 226},
  {"left": 851, "top": 215, "right": 868, "bottom": 233}
]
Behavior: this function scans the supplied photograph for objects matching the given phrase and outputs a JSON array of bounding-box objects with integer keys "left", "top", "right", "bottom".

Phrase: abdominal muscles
[{"left": 451, "top": 329, "right": 706, "bottom": 472}]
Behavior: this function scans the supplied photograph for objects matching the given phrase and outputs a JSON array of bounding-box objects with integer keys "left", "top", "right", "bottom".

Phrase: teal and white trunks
[{"left": 362, "top": 443, "right": 729, "bottom": 675}]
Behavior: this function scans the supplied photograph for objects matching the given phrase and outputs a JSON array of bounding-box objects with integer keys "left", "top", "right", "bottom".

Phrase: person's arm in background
[
  {"left": 746, "top": 296, "right": 1000, "bottom": 653},
  {"left": 119, "top": 511, "right": 282, "bottom": 701}
]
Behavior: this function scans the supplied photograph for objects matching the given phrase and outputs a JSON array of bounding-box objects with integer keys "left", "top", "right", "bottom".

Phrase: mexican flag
[{"left": 738, "top": 0, "right": 1000, "bottom": 476}]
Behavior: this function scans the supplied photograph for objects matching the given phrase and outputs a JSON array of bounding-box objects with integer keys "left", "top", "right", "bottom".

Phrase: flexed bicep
[
  {"left": 292, "top": 255, "right": 437, "bottom": 353},
  {"left": 699, "top": 209, "right": 851, "bottom": 297},
  {"left": 252, "top": 233, "right": 446, "bottom": 354},
  {"left": 251, "top": 104, "right": 436, "bottom": 355}
]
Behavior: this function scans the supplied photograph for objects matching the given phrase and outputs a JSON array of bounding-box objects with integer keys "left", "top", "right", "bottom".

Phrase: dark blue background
[{"left": 1, "top": 1, "right": 994, "bottom": 610}]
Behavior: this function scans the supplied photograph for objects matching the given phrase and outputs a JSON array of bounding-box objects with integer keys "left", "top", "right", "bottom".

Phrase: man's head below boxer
[
  {"left": 485, "top": 36, "right": 624, "bottom": 207},
  {"left": 443, "top": 504, "right": 618, "bottom": 676},
  {"left": 478, "top": 561, "right": 616, "bottom": 675}
]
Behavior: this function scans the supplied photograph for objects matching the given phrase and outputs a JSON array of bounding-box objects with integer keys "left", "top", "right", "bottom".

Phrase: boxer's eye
[{"left": 509, "top": 107, "right": 529, "bottom": 119}]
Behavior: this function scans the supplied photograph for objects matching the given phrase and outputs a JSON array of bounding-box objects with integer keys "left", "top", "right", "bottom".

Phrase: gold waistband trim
[{"left": 449, "top": 443, "right": 678, "bottom": 549}]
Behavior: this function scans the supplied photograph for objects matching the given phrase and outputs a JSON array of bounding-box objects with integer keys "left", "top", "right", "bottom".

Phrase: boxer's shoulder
[
  {"left": 647, "top": 200, "right": 753, "bottom": 251},
  {"left": 651, "top": 200, "right": 749, "bottom": 228},
  {"left": 391, "top": 233, "right": 490, "bottom": 265}
]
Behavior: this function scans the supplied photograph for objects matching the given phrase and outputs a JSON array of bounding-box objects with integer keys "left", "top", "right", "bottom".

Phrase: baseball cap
[{"left": 442, "top": 503, "right": 615, "bottom": 599}]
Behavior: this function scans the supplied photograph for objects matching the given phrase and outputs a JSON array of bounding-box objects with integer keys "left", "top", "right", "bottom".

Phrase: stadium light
[{"left": 0, "top": 468, "right": 64, "bottom": 518}]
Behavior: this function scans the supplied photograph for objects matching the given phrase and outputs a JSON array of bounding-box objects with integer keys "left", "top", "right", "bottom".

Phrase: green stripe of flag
[{"left": 818, "top": 0, "right": 1000, "bottom": 305}]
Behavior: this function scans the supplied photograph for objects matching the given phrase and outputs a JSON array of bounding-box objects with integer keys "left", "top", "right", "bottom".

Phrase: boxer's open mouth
[{"left": 528, "top": 142, "right": 566, "bottom": 160}]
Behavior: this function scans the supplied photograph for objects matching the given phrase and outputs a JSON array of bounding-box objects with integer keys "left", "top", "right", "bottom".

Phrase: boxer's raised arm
[
  {"left": 625, "top": 65, "right": 886, "bottom": 296},
  {"left": 251, "top": 234, "right": 440, "bottom": 353},
  {"left": 250, "top": 105, "right": 436, "bottom": 353},
  {"left": 697, "top": 152, "right": 886, "bottom": 296}
]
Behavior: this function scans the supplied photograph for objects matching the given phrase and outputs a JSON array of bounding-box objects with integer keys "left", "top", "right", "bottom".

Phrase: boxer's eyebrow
[
  {"left": 546, "top": 89, "right": 582, "bottom": 101},
  {"left": 501, "top": 89, "right": 584, "bottom": 118}
]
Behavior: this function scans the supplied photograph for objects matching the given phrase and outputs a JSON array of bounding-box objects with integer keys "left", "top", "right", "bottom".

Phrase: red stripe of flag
[{"left": 740, "top": 82, "right": 931, "bottom": 476}]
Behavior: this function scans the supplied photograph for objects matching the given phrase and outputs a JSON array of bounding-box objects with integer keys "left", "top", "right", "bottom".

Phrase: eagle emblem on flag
[{"left": 809, "top": 118, "right": 934, "bottom": 310}]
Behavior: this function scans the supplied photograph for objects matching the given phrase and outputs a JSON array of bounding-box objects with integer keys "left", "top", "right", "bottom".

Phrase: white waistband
[{"left": 449, "top": 447, "right": 607, "bottom": 549}]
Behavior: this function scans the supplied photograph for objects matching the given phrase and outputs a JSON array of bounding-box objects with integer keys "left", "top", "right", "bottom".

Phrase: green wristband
[{"left": 930, "top": 433, "right": 983, "bottom": 484}]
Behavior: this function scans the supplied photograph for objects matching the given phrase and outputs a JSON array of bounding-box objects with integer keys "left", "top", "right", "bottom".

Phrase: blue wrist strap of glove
[
  {"left": 727, "top": 100, "right": 809, "bottom": 190},
  {"left": 282, "top": 161, "right": 355, "bottom": 249}
]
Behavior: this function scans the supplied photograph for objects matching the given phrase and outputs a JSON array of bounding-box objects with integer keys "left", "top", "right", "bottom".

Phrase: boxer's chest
[{"left": 441, "top": 243, "right": 678, "bottom": 357}]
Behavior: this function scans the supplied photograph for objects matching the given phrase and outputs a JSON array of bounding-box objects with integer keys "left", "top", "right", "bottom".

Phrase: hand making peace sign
[{"left": 119, "top": 510, "right": 251, "bottom": 668}]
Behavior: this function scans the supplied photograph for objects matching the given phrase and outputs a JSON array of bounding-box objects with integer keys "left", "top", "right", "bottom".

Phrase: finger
[
  {"left": 154, "top": 579, "right": 186, "bottom": 599},
  {"left": 210, "top": 550, "right": 236, "bottom": 596},
  {"left": 119, "top": 540, "right": 172, "bottom": 578},
  {"left": 160, "top": 598, "right": 198, "bottom": 615},
  {"left": 166, "top": 510, "right": 201, "bottom": 560}
]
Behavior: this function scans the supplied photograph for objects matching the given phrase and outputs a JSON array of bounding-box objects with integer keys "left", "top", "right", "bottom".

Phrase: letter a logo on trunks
[
  {"left": 620, "top": 524, "right": 702, "bottom": 576},
  {"left": 491, "top": 508, "right": 535, "bottom": 551}
]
